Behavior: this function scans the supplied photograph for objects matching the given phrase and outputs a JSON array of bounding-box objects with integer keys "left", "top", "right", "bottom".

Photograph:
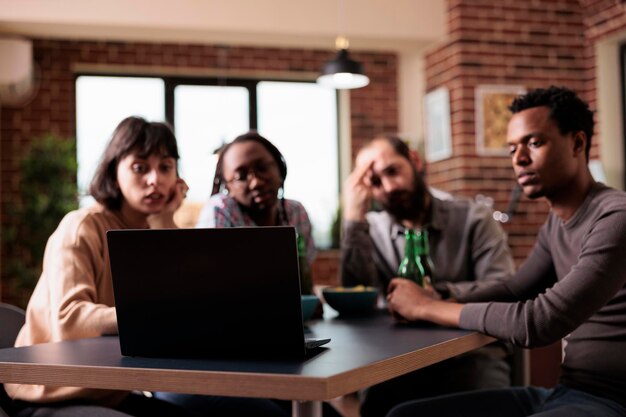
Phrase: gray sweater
[
  {"left": 460, "top": 183, "right": 626, "bottom": 407},
  {"left": 342, "top": 197, "right": 515, "bottom": 297}
]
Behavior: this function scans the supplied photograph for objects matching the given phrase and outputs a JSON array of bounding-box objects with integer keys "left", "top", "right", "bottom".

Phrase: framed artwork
[
  {"left": 475, "top": 85, "right": 526, "bottom": 156},
  {"left": 424, "top": 86, "right": 452, "bottom": 162}
]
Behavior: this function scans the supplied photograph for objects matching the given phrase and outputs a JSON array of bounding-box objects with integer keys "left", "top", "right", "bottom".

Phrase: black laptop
[{"left": 107, "top": 226, "right": 329, "bottom": 359}]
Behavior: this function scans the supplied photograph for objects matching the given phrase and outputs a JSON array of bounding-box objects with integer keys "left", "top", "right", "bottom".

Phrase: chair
[
  {"left": 0, "top": 303, "right": 25, "bottom": 349},
  {"left": 0, "top": 303, "right": 26, "bottom": 417},
  {"left": 0, "top": 304, "right": 134, "bottom": 417}
]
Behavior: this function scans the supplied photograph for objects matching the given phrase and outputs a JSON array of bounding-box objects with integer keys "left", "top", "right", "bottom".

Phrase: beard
[{"left": 379, "top": 168, "right": 428, "bottom": 222}]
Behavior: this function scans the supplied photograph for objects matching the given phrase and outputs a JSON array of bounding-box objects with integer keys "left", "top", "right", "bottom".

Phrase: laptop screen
[{"left": 107, "top": 226, "right": 307, "bottom": 359}]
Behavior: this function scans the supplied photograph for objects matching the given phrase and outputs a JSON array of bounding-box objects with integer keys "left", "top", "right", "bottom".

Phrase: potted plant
[{"left": 2, "top": 134, "right": 78, "bottom": 307}]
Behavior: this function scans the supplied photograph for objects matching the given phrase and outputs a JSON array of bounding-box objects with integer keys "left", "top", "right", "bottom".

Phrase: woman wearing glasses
[
  {"left": 196, "top": 131, "right": 315, "bottom": 264},
  {"left": 181, "top": 132, "right": 344, "bottom": 417}
]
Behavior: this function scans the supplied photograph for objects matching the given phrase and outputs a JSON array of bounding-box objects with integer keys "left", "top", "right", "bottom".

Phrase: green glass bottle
[
  {"left": 397, "top": 229, "right": 426, "bottom": 287},
  {"left": 297, "top": 233, "right": 313, "bottom": 295},
  {"left": 416, "top": 230, "right": 435, "bottom": 287}
]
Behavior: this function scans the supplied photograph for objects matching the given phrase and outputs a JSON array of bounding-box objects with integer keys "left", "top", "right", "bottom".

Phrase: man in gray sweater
[
  {"left": 386, "top": 86, "right": 626, "bottom": 417},
  {"left": 341, "top": 134, "right": 515, "bottom": 417}
]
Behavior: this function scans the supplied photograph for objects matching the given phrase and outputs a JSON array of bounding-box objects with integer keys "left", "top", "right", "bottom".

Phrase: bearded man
[{"left": 341, "top": 134, "right": 515, "bottom": 417}]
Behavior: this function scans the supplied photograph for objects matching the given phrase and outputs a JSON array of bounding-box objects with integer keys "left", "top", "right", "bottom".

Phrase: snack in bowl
[
  {"left": 322, "top": 285, "right": 379, "bottom": 316},
  {"left": 300, "top": 294, "right": 320, "bottom": 321}
]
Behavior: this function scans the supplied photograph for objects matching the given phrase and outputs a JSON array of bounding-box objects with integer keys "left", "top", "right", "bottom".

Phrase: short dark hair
[
  {"left": 211, "top": 131, "right": 287, "bottom": 195},
  {"left": 90, "top": 116, "right": 180, "bottom": 210},
  {"left": 509, "top": 86, "right": 594, "bottom": 159}
]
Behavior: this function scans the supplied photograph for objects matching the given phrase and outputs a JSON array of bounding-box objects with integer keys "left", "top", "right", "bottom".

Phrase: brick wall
[
  {"left": 425, "top": 0, "right": 588, "bottom": 266},
  {"left": 311, "top": 250, "right": 342, "bottom": 286},
  {"left": 421, "top": 0, "right": 626, "bottom": 389},
  {"left": 0, "top": 39, "right": 398, "bottom": 303},
  {"left": 423, "top": 0, "right": 593, "bottom": 388},
  {"left": 582, "top": 0, "right": 626, "bottom": 42},
  {"left": 2, "top": 1, "right": 624, "bottom": 309},
  {"left": 581, "top": 0, "right": 626, "bottom": 118}
]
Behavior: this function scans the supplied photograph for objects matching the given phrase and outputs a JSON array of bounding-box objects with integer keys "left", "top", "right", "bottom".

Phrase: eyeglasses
[{"left": 226, "top": 161, "right": 278, "bottom": 185}]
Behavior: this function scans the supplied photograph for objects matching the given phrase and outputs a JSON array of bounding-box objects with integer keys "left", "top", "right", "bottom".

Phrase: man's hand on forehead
[
  {"left": 344, "top": 157, "right": 375, "bottom": 221},
  {"left": 356, "top": 155, "right": 385, "bottom": 188},
  {"left": 355, "top": 147, "right": 378, "bottom": 169},
  {"left": 352, "top": 159, "right": 374, "bottom": 183}
]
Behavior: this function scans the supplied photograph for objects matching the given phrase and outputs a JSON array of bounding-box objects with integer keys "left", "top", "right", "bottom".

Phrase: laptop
[{"left": 107, "top": 226, "right": 330, "bottom": 359}]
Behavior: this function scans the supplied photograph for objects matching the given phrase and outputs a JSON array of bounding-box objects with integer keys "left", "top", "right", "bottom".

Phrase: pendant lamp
[{"left": 317, "top": 36, "right": 370, "bottom": 90}]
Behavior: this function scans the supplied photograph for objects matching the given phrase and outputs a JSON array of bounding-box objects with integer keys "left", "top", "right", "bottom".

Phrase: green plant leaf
[{"left": 2, "top": 134, "right": 78, "bottom": 307}]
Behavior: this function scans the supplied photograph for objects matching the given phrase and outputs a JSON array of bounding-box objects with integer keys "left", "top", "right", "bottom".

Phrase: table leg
[{"left": 292, "top": 400, "right": 322, "bottom": 417}]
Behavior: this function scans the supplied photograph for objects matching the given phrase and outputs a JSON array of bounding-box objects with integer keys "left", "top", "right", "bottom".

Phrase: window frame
[
  {"left": 74, "top": 72, "right": 343, "bottom": 247},
  {"left": 163, "top": 77, "right": 260, "bottom": 130},
  {"left": 75, "top": 72, "right": 340, "bottom": 132}
]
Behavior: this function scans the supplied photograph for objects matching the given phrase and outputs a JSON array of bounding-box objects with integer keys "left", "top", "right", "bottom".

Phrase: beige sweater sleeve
[
  {"left": 6, "top": 206, "right": 126, "bottom": 405},
  {"left": 45, "top": 212, "right": 117, "bottom": 340}
]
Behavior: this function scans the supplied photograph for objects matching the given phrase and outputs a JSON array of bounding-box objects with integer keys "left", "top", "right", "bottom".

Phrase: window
[
  {"left": 75, "top": 76, "right": 165, "bottom": 206},
  {"left": 257, "top": 81, "right": 338, "bottom": 247},
  {"left": 174, "top": 85, "right": 250, "bottom": 203},
  {"left": 76, "top": 75, "right": 339, "bottom": 248}
]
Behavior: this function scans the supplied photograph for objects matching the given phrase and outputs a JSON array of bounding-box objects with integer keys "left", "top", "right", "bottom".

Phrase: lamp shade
[{"left": 317, "top": 49, "right": 369, "bottom": 90}]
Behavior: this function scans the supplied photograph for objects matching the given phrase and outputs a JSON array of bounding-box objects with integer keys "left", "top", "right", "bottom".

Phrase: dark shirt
[
  {"left": 460, "top": 183, "right": 626, "bottom": 407},
  {"left": 341, "top": 196, "right": 515, "bottom": 298}
]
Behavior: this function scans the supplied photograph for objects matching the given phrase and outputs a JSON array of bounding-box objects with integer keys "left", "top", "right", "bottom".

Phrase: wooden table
[{"left": 0, "top": 312, "right": 494, "bottom": 417}]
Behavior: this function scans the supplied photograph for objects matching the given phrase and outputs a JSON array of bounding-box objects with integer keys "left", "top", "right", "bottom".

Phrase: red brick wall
[
  {"left": 421, "top": 0, "right": 626, "bottom": 389},
  {"left": 0, "top": 39, "right": 398, "bottom": 303},
  {"left": 312, "top": 249, "right": 341, "bottom": 286},
  {"left": 582, "top": 0, "right": 626, "bottom": 42},
  {"left": 3, "top": 2, "right": 624, "bottom": 307},
  {"left": 581, "top": 0, "right": 626, "bottom": 124},
  {"left": 425, "top": 0, "right": 588, "bottom": 266}
]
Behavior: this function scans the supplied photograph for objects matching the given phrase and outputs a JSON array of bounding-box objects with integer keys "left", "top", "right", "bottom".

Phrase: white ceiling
[
  {"left": 0, "top": 0, "right": 446, "bottom": 51},
  {"left": 0, "top": 0, "right": 448, "bottom": 154}
]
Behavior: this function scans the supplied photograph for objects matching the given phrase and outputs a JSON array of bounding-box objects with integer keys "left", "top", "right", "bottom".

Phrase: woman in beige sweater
[
  {"left": 7, "top": 116, "right": 302, "bottom": 417},
  {"left": 6, "top": 116, "right": 193, "bottom": 417}
]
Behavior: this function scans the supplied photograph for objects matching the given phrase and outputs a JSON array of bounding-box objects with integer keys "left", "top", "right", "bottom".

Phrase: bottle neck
[
  {"left": 296, "top": 233, "right": 306, "bottom": 257},
  {"left": 416, "top": 230, "right": 429, "bottom": 256},
  {"left": 398, "top": 228, "right": 425, "bottom": 286},
  {"left": 403, "top": 229, "right": 417, "bottom": 257}
]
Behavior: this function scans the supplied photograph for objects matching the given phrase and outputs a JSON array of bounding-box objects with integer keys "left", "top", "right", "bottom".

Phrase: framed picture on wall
[
  {"left": 424, "top": 86, "right": 452, "bottom": 162},
  {"left": 475, "top": 85, "right": 526, "bottom": 156}
]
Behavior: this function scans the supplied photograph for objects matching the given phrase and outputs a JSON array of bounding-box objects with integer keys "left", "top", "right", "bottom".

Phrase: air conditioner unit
[{"left": 0, "top": 38, "right": 34, "bottom": 107}]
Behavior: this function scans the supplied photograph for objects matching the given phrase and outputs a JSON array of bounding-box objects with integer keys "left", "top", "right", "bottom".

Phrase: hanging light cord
[{"left": 335, "top": 0, "right": 352, "bottom": 50}]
